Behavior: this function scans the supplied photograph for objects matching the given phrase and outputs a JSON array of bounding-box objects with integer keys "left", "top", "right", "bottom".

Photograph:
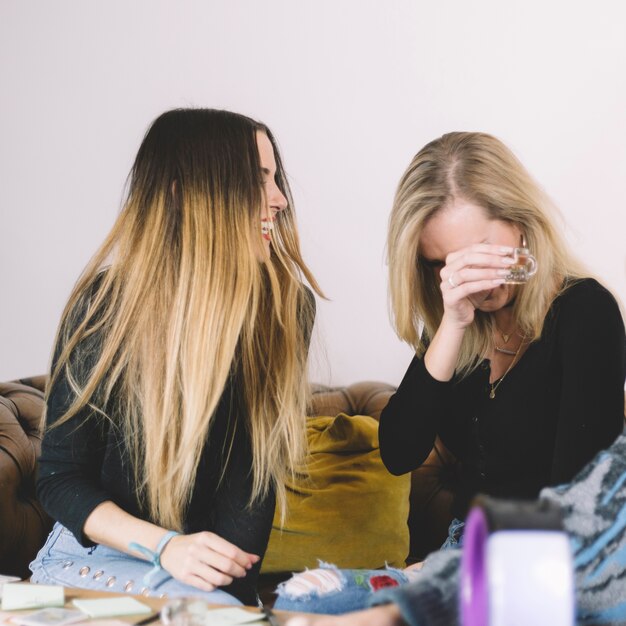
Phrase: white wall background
[{"left": 1, "top": 0, "right": 625, "bottom": 384}]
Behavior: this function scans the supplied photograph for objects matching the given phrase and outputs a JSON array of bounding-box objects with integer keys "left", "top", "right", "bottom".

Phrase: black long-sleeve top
[
  {"left": 379, "top": 278, "right": 626, "bottom": 518},
  {"left": 37, "top": 285, "right": 314, "bottom": 605}
]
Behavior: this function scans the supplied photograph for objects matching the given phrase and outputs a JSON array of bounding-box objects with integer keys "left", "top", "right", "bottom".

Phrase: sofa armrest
[{"left": 0, "top": 379, "right": 52, "bottom": 577}]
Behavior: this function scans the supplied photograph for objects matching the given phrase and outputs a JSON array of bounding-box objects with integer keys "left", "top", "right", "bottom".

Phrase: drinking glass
[{"left": 504, "top": 247, "right": 537, "bottom": 284}]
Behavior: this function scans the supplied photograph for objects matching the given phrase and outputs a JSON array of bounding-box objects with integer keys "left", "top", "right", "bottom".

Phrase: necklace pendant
[
  {"left": 489, "top": 389, "right": 496, "bottom": 399},
  {"left": 502, "top": 333, "right": 511, "bottom": 343},
  {"left": 495, "top": 345, "right": 518, "bottom": 356}
]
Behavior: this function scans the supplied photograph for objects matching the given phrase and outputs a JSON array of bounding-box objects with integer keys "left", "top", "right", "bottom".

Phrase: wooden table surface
[{"left": 2, "top": 586, "right": 305, "bottom": 626}]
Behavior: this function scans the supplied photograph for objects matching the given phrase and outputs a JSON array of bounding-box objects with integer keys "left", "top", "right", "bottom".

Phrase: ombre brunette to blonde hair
[
  {"left": 388, "top": 131, "right": 586, "bottom": 376},
  {"left": 46, "top": 108, "right": 322, "bottom": 530}
]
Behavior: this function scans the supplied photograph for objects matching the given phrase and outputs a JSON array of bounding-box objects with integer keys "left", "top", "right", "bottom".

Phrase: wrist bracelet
[{"left": 129, "top": 530, "right": 181, "bottom": 587}]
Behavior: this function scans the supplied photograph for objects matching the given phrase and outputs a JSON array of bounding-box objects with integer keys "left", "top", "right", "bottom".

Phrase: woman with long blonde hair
[
  {"left": 273, "top": 132, "right": 625, "bottom": 620},
  {"left": 379, "top": 132, "right": 623, "bottom": 520},
  {"left": 30, "top": 108, "right": 321, "bottom": 605}
]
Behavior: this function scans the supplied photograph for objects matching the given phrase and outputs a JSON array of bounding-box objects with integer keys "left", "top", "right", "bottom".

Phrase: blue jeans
[
  {"left": 273, "top": 563, "right": 413, "bottom": 615},
  {"left": 274, "top": 519, "right": 466, "bottom": 615},
  {"left": 441, "top": 517, "right": 465, "bottom": 550},
  {"left": 30, "top": 522, "right": 241, "bottom": 605}
]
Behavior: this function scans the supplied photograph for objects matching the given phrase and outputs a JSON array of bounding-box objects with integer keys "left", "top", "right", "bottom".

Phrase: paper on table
[
  {"left": 11, "top": 608, "right": 87, "bottom": 626},
  {"left": 0, "top": 611, "right": 20, "bottom": 625},
  {"left": 1, "top": 584, "right": 64, "bottom": 611},
  {"left": 71, "top": 598, "right": 151, "bottom": 619},
  {"left": 199, "top": 608, "right": 266, "bottom": 625},
  {"left": 0, "top": 577, "right": 22, "bottom": 600}
]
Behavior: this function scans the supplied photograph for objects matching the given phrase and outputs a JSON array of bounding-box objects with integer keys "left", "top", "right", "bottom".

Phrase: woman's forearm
[
  {"left": 83, "top": 501, "right": 170, "bottom": 557},
  {"left": 82, "top": 501, "right": 258, "bottom": 591},
  {"left": 423, "top": 315, "right": 466, "bottom": 381}
]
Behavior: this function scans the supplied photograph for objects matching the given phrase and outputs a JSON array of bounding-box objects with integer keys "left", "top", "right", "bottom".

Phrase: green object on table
[
  {"left": 72, "top": 597, "right": 151, "bottom": 618},
  {"left": 1, "top": 583, "right": 64, "bottom": 611}
]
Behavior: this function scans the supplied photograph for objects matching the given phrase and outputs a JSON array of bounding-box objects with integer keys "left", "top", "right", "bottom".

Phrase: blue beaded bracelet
[{"left": 129, "top": 530, "right": 181, "bottom": 586}]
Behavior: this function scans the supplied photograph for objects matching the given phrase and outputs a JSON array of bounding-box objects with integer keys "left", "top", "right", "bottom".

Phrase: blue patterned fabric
[{"left": 372, "top": 434, "right": 626, "bottom": 626}]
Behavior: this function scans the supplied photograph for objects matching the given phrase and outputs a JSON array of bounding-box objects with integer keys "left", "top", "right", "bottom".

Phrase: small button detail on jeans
[
  {"left": 106, "top": 576, "right": 116, "bottom": 587},
  {"left": 480, "top": 471, "right": 486, "bottom": 479},
  {"left": 79, "top": 566, "right": 90, "bottom": 577},
  {"left": 472, "top": 416, "right": 479, "bottom": 424},
  {"left": 124, "top": 581, "right": 134, "bottom": 592},
  {"left": 159, "top": 594, "right": 167, "bottom": 599},
  {"left": 93, "top": 570, "right": 104, "bottom": 580},
  {"left": 62, "top": 560, "right": 73, "bottom": 569},
  {"left": 140, "top": 587, "right": 150, "bottom": 596}
]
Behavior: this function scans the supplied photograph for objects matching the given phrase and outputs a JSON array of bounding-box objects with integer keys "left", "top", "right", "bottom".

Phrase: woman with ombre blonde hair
[{"left": 30, "top": 108, "right": 321, "bottom": 606}]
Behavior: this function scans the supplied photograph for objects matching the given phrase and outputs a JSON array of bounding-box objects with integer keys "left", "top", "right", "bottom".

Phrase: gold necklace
[
  {"left": 489, "top": 338, "right": 525, "bottom": 399},
  {"left": 493, "top": 322, "right": 520, "bottom": 356},
  {"left": 494, "top": 342, "right": 517, "bottom": 356},
  {"left": 494, "top": 323, "right": 513, "bottom": 344}
]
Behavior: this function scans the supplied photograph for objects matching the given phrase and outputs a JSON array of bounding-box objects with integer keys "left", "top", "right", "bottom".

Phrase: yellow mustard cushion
[{"left": 261, "top": 413, "right": 411, "bottom": 573}]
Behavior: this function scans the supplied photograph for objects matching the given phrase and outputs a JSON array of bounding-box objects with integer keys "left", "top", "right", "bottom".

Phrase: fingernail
[
  {"left": 502, "top": 257, "right": 515, "bottom": 264},
  {"left": 493, "top": 278, "right": 505, "bottom": 284},
  {"left": 500, "top": 246, "right": 514, "bottom": 253},
  {"left": 497, "top": 269, "right": 510, "bottom": 276}
]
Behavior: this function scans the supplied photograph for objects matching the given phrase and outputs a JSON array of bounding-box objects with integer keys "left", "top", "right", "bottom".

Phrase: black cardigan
[{"left": 379, "top": 278, "right": 626, "bottom": 517}]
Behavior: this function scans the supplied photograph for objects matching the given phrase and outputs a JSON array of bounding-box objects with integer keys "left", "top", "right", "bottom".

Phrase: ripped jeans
[
  {"left": 273, "top": 519, "right": 465, "bottom": 615},
  {"left": 273, "top": 563, "right": 417, "bottom": 615}
]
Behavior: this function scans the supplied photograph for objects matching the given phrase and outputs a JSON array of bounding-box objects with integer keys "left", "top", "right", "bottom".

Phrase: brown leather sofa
[
  {"left": 0, "top": 377, "right": 457, "bottom": 579},
  {"left": 0, "top": 376, "right": 52, "bottom": 578}
]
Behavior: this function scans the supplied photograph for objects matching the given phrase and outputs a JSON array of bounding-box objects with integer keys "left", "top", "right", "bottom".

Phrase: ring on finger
[{"left": 448, "top": 274, "right": 458, "bottom": 289}]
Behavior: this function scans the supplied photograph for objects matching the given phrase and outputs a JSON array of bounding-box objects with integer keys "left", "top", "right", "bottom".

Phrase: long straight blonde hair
[
  {"left": 45, "top": 108, "right": 322, "bottom": 530},
  {"left": 388, "top": 132, "right": 586, "bottom": 376}
]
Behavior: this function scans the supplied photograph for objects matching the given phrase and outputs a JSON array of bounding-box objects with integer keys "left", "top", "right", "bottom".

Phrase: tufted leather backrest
[
  {"left": 309, "top": 381, "right": 397, "bottom": 421},
  {"left": 0, "top": 377, "right": 52, "bottom": 577}
]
